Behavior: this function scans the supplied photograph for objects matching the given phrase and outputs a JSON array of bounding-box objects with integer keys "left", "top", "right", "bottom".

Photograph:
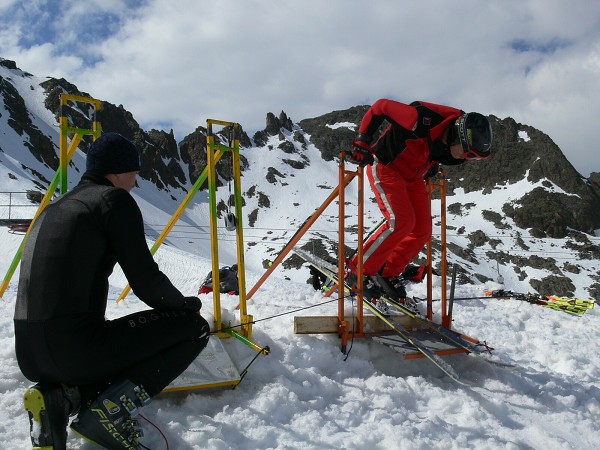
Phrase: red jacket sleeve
[{"left": 359, "top": 99, "right": 419, "bottom": 138}]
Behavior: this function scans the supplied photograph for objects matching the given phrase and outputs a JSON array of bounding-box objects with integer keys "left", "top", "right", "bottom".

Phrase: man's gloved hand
[
  {"left": 350, "top": 133, "right": 374, "bottom": 166},
  {"left": 182, "top": 296, "right": 202, "bottom": 311},
  {"left": 423, "top": 163, "right": 440, "bottom": 179}
]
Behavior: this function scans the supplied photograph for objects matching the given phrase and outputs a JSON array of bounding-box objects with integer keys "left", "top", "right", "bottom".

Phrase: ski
[
  {"left": 372, "top": 276, "right": 518, "bottom": 368},
  {"left": 296, "top": 248, "right": 484, "bottom": 351},
  {"left": 295, "top": 248, "right": 518, "bottom": 370},
  {"left": 542, "top": 295, "right": 594, "bottom": 315},
  {"left": 486, "top": 290, "right": 595, "bottom": 315},
  {"left": 380, "top": 295, "right": 518, "bottom": 370},
  {"left": 361, "top": 293, "right": 471, "bottom": 386},
  {"left": 294, "top": 249, "right": 472, "bottom": 385}
]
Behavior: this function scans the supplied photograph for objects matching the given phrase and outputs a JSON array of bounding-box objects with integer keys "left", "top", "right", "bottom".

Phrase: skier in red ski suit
[{"left": 348, "top": 99, "right": 493, "bottom": 298}]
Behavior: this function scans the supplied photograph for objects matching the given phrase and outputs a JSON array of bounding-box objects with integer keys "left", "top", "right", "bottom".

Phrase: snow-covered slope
[{"left": 1, "top": 223, "right": 599, "bottom": 449}]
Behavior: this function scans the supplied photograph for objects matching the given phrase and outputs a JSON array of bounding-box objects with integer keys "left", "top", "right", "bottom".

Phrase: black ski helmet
[{"left": 453, "top": 112, "right": 493, "bottom": 160}]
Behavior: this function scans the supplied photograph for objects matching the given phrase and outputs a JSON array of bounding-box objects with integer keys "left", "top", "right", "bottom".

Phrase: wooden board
[{"left": 294, "top": 315, "right": 425, "bottom": 334}]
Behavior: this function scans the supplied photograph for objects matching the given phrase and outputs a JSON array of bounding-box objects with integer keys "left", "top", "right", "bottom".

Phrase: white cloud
[
  {"left": 1, "top": 0, "right": 599, "bottom": 176},
  {"left": 5, "top": 43, "right": 84, "bottom": 78},
  {"left": 0, "top": 0, "right": 18, "bottom": 11}
]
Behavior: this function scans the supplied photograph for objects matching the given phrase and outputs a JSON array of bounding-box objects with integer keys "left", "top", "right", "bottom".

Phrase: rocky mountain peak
[
  {"left": 1, "top": 58, "right": 599, "bottom": 300},
  {"left": 0, "top": 65, "right": 57, "bottom": 173},
  {"left": 253, "top": 110, "right": 294, "bottom": 145}
]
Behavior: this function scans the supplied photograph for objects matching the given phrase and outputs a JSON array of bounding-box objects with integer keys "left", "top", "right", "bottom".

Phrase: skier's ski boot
[
  {"left": 23, "top": 383, "right": 81, "bottom": 450},
  {"left": 363, "top": 275, "right": 382, "bottom": 299},
  {"left": 345, "top": 267, "right": 381, "bottom": 297},
  {"left": 366, "top": 296, "right": 390, "bottom": 316},
  {"left": 70, "top": 379, "right": 151, "bottom": 450},
  {"left": 378, "top": 276, "right": 408, "bottom": 301},
  {"left": 345, "top": 269, "right": 389, "bottom": 315},
  {"left": 310, "top": 266, "right": 330, "bottom": 291},
  {"left": 396, "top": 296, "right": 421, "bottom": 315}
]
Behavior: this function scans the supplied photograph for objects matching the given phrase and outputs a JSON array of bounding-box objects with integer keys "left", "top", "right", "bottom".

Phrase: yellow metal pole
[
  {"left": 61, "top": 93, "right": 103, "bottom": 107},
  {"left": 0, "top": 136, "right": 82, "bottom": 297},
  {"left": 207, "top": 122, "right": 222, "bottom": 333},
  {"left": 229, "top": 124, "right": 251, "bottom": 338}
]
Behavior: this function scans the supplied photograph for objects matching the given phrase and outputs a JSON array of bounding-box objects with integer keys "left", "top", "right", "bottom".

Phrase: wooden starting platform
[
  {"left": 294, "top": 314, "right": 469, "bottom": 360},
  {"left": 294, "top": 314, "right": 420, "bottom": 335}
]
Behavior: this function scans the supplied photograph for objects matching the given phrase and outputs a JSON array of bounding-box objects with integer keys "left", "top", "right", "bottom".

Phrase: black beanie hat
[{"left": 86, "top": 133, "right": 141, "bottom": 174}]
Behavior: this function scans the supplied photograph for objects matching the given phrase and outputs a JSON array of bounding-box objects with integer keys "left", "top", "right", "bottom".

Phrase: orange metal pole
[
  {"left": 246, "top": 172, "right": 356, "bottom": 300},
  {"left": 338, "top": 156, "right": 346, "bottom": 324},
  {"left": 338, "top": 156, "right": 349, "bottom": 351},
  {"left": 336, "top": 157, "right": 366, "bottom": 352},
  {"left": 355, "top": 164, "right": 365, "bottom": 334},
  {"left": 439, "top": 173, "right": 451, "bottom": 329},
  {"left": 426, "top": 171, "right": 448, "bottom": 324},
  {"left": 426, "top": 178, "right": 434, "bottom": 320}
]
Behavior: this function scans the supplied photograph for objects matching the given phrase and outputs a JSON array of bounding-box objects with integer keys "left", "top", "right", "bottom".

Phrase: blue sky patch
[
  {"left": 509, "top": 37, "right": 571, "bottom": 54},
  {"left": 1, "top": 0, "right": 146, "bottom": 56}
]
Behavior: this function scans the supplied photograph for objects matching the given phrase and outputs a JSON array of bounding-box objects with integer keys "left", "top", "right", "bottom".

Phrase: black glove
[
  {"left": 349, "top": 136, "right": 374, "bottom": 166},
  {"left": 423, "top": 163, "right": 440, "bottom": 179},
  {"left": 182, "top": 296, "right": 202, "bottom": 311}
]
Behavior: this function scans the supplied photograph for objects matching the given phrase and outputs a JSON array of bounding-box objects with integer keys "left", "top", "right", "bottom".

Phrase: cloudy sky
[{"left": 1, "top": 0, "right": 599, "bottom": 176}]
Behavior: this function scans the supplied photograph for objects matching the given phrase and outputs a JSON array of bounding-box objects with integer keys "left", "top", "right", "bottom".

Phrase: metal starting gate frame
[
  {"left": 247, "top": 152, "right": 481, "bottom": 359},
  {"left": 0, "top": 103, "right": 269, "bottom": 390}
]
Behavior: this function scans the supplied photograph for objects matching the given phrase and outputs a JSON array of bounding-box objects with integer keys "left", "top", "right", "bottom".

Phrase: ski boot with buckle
[
  {"left": 376, "top": 275, "right": 421, "bottom": 314},
  {"left": 377, "top": 275, "right": 408, "bottom": 301},
  {"left": 24, "top": 383, "right": 80, "bottom": 450},
  {"left": 365, "top": 295, "right": 390, "bottom": 316},
  {"left": 70, "top": 379, "right": 151, "bottom": 450},
  {"left": 363, "top": 275, "right": 382, "bottom": 299}
]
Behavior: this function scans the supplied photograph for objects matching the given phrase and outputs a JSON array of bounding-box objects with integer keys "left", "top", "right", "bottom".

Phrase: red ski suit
[{"left": 351, "top": 99, "right": 464, "bottom": 277}]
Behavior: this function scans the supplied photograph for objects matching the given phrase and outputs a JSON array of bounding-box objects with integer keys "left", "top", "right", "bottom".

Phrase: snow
[
  {"left": 1, "top": 220, "right": 600, "bottom": 449},
  {"left": 518, "top": 130, "right": 531, "bottom": 142},
  {"left": 326, "top": 122, "right": 356, "bottom": 131}
]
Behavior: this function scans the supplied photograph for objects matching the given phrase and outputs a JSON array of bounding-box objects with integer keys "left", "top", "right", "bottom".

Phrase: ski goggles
[{"left": 461, "top": 145, "right": 491, "bottom": 161}]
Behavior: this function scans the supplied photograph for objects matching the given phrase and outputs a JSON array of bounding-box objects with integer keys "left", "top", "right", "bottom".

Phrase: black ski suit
[{"left": 14, "top": 172, "right": 210, "bottom": 396}]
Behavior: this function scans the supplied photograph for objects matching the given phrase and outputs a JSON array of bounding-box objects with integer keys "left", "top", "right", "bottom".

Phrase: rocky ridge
[{"left": 1, "top": 57, "right": 599, "bottom": 300}]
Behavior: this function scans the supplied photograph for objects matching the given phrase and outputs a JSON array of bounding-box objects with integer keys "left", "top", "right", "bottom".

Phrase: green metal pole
[
  {"left": 0, "top": 135, "right": 82, "bottom": 297},
  {"left": 224, "top": 328, "right": 270, "bottom": 355}
]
